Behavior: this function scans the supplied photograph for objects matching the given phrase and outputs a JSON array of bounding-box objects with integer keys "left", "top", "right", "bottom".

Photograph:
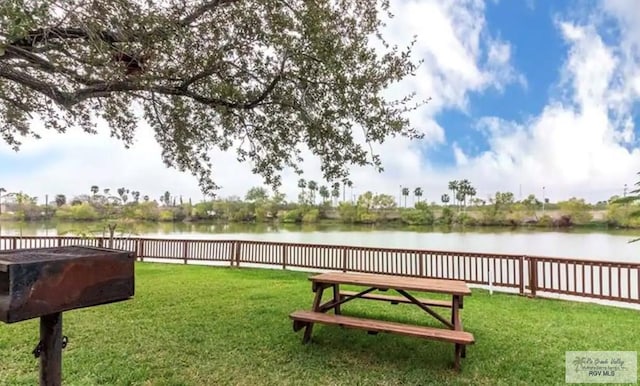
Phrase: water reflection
[{"left": 0, "top": 221, "right": 639, "bottom": 262}]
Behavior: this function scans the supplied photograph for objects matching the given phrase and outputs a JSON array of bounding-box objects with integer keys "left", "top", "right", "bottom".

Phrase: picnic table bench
[{"left": 289, "top": 272, "right": 475, "bottom": 371}]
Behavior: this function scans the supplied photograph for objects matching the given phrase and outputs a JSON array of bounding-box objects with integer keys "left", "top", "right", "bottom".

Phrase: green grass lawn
[{"left": 1, "top": 263, "right": 638, "bottom": 386}]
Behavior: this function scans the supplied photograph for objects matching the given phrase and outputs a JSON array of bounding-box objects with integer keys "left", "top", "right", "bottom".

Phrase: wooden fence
[{"left": 0, "top": 236, "right": 638, "bottom": 305}]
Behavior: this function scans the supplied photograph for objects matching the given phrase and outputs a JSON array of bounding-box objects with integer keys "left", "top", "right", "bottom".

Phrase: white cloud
[
  {"left": 382, "top": 0, "right": 520, "bottom": 112},
  {"left": 487, "top": 40, "right": 510, "bottom": 66},
  {"left": 451, "top": 5, "right": 640, "bottom": 202},
  {"left": 452, "top": 143, "right": 470, "bottom": 165},
  {"left": 559, "top": 22, "right": 617, "bottom": 107}
]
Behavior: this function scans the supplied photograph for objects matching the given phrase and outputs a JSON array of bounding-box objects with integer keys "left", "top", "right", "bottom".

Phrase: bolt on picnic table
[
  {"left": 289, "top": 272, "right": 475, "bottom": 371},
  {"left": 0, "top": 246, "right": 135, "bottom": 386}
]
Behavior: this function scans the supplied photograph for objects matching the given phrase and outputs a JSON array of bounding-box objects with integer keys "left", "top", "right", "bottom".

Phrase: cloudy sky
[{"left": 2, "top": 0, "right": 640, "bottom": 204}]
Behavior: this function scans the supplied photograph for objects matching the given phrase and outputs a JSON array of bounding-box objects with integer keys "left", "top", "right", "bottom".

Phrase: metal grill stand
[{"left": 0, "top": 246, "right": 135, "bottom": 386}]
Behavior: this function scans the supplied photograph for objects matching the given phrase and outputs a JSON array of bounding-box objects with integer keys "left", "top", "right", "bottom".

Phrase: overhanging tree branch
[
  {"left": 0, "top": 94, "right": 32, "bottom": 116},
  {"left": 243, "top": 53, "right": 288, "bottom": 109},
  {"left": 0, "top": 0, "right": 426, "bottom": 195},
  {"left": 4, "top": 0, "right": 241, "bottom": 53},
  {"left": 3, "top": 45, "right": 103, "bottom": 85},
  {"left": 10, "top": 27, "right": 127, "bottom": 48},
  {"left": 0, "top": 67, "right": 69, "bottom": 105},
  {"left": 179, "top": 0, "right": 242, "bottom": 26}
]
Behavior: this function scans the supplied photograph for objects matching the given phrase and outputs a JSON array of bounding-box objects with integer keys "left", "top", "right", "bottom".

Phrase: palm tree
[
  {"left": 457, "top": 179, "right": 473, "bottom": 212},
  {"left": 342, "top": 179, "right": 347, "bottom": 202},
  {"left": 90, "top": 185, "right": 99, "bottom": 196},
  {"left": 297, "top": 178, "right": 306, "bottom": 196},
  {"left": 143, "top": 195, "right": 150, "bottom": 202},
  {"left": 307, "top": 180, "right": 318, "bottom": 204},
  {"left": 456, "top": 191, "right": 466, "bottom": 212},
  {"left": 346, "top": 180, "right": 353, "bottom": 203},
  {"left": 448, "top": 180, "right": 458, "bottom": 208},
  {"left": 467, "top": 186, "right": 477, "bottom": 209},
  {"left": 458, "top": 180, "right": 467, "bottom": 211},
  {"left": 319, "top": 185, "right": 330, "bottom": 203},
  {"left": 414, "top": 187, "right": 423, "bottom": 204},
  {"left": 117, "top": 187, "right": 127, "bottom": 203},
  {"left": 0, "top": 187, "right": 5, "bottom": 215},
  {"left": 347, "top": 181, "right": 354, "bottom": 203},
  {"left": 331, "top": 182, "right": 340, "bottom": 206},
  {"left": 401, "top": 187, "right": 410, "bottom": 208},
  {"left": 54, "top": 194, "right": 66, "bottom": 207},
  {"left": 441, "top": 194, "right": 450, "bottom": 206}
]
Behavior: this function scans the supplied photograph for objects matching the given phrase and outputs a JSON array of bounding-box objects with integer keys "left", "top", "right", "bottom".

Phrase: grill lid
[{"left": 0, "top": 246, "right": 117, "bottom": 265}]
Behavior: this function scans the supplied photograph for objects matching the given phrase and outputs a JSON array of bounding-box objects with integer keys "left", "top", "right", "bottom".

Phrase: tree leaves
[{"left": 0, "top": 0, "right": 426, "bottom": 194}]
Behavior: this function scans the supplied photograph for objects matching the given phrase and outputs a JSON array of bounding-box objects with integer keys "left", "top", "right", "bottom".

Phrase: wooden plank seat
[
  {"left": 290, "top": 310, "right": 474, "bottom": 345},
  {"left": 339, "top": 290, "right": 453, "bottom": 308}
]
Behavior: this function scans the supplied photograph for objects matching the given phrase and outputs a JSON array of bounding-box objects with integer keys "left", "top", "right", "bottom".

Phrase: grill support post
[{"left": 39, "top": 312, "right": 63, "bottom": 386}]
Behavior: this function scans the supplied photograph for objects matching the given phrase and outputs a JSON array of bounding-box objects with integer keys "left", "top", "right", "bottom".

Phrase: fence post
[
  {"left": 139, "top": 239, "right": 145, "bottom": 262},
  {"left": 282, "top": 244, "right": 287, "bottom": 270},
  {"left": 11, "top": 237, "right": 17, "bottom": 250},
  {"left": 234, "top": 241, "right": 241, "bottom": 267},
  {"left": 519, "top": 256, "right": 525, "bottom": 295},
  {"left": 529, "top": 257, "right": 538, "bottom": 297},
  {"left": 488, "top": 261, "right": 494, "bottom": 295},
  {"left": 419, "top": 253, "right": 425, "bottom": 277},
  {"left": 183, "top": 240, "right": 189, "bottom": 264},
  {"left": 57, "top": 237, "right": 62, "bottom": 247},
  {"left": 134, "top": 238, "right": 139, "bottom": 260},
  {"left": 342, "top": 247, "right": 348, "bottom": 272}
]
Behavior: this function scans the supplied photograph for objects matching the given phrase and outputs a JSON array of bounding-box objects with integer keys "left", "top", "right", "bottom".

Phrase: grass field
[{"left": 1, "top": 263, "right": 638, "bottom": 385}]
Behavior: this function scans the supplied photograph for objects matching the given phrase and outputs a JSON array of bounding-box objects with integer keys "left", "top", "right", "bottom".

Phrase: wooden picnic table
[{"left": 289, "top": 272, "right": 475, "bottom": 371}]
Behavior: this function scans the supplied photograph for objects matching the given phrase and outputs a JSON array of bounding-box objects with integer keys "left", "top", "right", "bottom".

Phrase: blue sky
[
  {"left": 437, "top": 0, "right": 562, "bottom": 159},
  {"left": 1, "top": 0, "right": 640, "bottom": 204},
  {"left": 433, "top": 0, "right": 637, "bottom": 164},
  {"left": 439, "top": 1, "right": 561, "bottom": 126}
]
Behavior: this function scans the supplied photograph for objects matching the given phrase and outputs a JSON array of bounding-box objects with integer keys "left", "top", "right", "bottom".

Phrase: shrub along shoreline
[{"left": 0, "top": 188, "right": 637, "bottom": 229}]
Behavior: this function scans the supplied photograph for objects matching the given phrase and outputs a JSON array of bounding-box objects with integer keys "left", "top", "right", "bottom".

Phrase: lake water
[{"left": 1, "top": 221, "right": 639, "bottom": 263}]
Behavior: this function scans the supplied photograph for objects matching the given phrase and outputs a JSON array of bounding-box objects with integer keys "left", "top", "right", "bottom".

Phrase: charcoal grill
[{"left": 0, "top": 246, "right": 135, "bottom": 385}]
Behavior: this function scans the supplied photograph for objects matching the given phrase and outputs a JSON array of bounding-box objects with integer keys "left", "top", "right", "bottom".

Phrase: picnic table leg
[
  {"left": 452, "top": 295, "right": 464, "bottom": 370},
  {"left": 332, "top": 284, "right": 341, "bottom": 315},
  {"left": 452, "top": 295, "right": 461, "bottom": 330},
  {"left": 454, "top": 343, "right": 462, "bottom": 371},
  {"left": 302, "top": 284, "right": 326, "bottom": 344},
  {"left": 450, "top": 295, "right": 467, "bottom": 358}
]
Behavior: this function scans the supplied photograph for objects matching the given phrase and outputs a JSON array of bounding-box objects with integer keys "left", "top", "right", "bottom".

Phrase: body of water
[{"left": 1, "top": 221, "right": 639, "bottom": 263}]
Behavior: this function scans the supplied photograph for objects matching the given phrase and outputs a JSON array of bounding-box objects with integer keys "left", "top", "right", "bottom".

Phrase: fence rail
[{"left": 0, "top": 236, "right": 638, "bottom": 305}]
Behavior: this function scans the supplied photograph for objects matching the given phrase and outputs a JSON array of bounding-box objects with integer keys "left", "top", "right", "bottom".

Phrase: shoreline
[{"left": 0, "top": 217, "right": 639, "bottom": 234}]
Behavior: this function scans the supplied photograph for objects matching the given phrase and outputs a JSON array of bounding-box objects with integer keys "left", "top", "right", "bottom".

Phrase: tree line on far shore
[{"left": 0, "top": 179, "right": 637, "bottom": 229}]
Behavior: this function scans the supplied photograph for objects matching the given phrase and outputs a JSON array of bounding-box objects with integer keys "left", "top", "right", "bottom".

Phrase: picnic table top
[{"left": 309, "top": 272, "right": 472, "bottom": 296}]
